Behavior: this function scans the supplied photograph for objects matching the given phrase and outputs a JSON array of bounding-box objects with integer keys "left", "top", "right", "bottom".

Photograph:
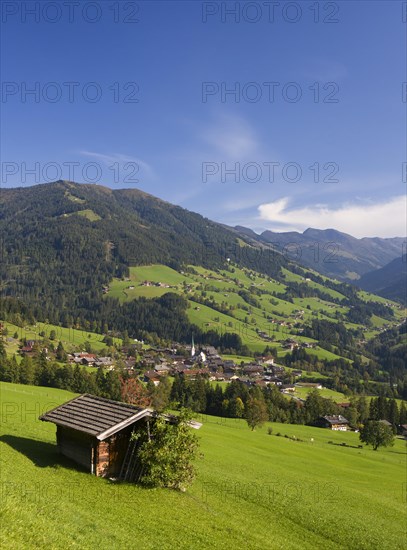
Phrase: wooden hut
[{"left": 40, "top": 394, "right": 201, "bottom": 481}]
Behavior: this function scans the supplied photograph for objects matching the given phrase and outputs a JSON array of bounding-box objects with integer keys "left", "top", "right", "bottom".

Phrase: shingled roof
[
  {"left": 40, "top": 394, "right": 152, "bottom": 440},
  {"left": 322, "top": 415, "right": 349, "bottom": 425}
]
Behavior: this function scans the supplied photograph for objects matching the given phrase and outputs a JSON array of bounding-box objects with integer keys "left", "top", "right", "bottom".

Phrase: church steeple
[{"left": 191, "top": 334, "right": 195, "bottom": 357}]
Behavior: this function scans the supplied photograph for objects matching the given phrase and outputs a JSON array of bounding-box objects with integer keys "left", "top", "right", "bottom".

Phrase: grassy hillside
[
  {"left": 1, "top": 320, "right": 122, "bottom": 359},
  {"left": 1, "top": 382, "right": 406, "bottom": 549},
  {"left": 0, "top": 180, "right": 287, "bottom": 330},
  {"left": 106, "top": 264, "right": 405, "bottom": 356}
]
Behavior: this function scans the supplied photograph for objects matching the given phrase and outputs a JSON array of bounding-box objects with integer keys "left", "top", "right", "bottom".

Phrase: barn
[{"left": 40, "top": 394, "right": 201, "bottom": 482}]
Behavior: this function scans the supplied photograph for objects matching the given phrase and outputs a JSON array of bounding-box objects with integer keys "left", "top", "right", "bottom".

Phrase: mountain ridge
[
  {"left": 358, "top": 257, "right": 407, "bottom": 304},
  {"left": 234, "top": 225, "right": 405, "bottom": 282}
]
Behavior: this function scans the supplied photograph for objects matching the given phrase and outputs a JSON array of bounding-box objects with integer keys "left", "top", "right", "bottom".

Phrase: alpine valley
[{"left": 0, "top": 180, "right": 406, "bottom": 400}]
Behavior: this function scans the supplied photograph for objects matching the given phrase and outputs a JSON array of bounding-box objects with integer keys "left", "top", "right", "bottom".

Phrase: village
[
  {"left": 17, "top": 333, "right": 322, "bottom": 392},
  {"left": 12, "top": 328, "right": 359, "bottom": 429}
]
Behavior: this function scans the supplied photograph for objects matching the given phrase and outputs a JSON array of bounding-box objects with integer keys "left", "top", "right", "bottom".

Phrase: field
[
  {"left": 106, "top": 264, "right": 405, "bottom": 357},
  {"left": 290, "top": 385, "right": 347, "bottom": 402},
  {"left": 1, "top": 382, "right": 406, "bottom": 549},
  {"left": 1, "top": 321, "right": 122, "bottom": 358}
]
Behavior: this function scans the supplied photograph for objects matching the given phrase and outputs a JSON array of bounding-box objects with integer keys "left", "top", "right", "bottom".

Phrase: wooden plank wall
[{"left": 56, "top": 426, "right": 93, "bottom": 471}]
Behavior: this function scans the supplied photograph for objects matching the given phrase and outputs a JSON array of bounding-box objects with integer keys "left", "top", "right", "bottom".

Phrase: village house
[
  {"left": 70, "top": 352, "right": 97, "bottom": 366},
  {"left": 291, "top": 370, "right": 302, "bottom": 378},
  {"left": 207, "top": 357, "right": 224, "bottom": 370},
  {"left": 282, "top": 339, "right": 299, "bottom": 350},
  {"left": 280, "top": 383, "right": 296, "bottom": 393},
  {"left": 94, "top": 357, "right": 114, "bottom": 368},
  {"left": 209, "top": 373, "right": 225, "bottom": 382},
  {"left": 40, "top": 394, "right": 201, "bottom": 481},
  {"left": 267, "top": 376, "right": 283, "bottom": 386},
  {"left": 154, "top": 364, "right": 170, "bottom": 375},
  {"left": 179, "top": 367, "right": 210, "bottom": 379},
  {"left": 271, "top": 365, "right": 285, "bottom": 376},
  {"left": 124, "top": 357, "right": 136, "bottom": 370},
  {"left": 202, "top": 345, "right": 219, "bottom": 357},
  {"left": 318, "top": 415, "right": 349, "bottom": 431},
  {"left": 20, "top": 345, "right": 34, "bottom": 354},
  {"left": 143, "top": 371, "right": 161, "bottom": 385},
  {"left": 223, "top": 360, "right": 238, "bottom": 372},
  {"left": 243, "top": 364, "right": 264, "bottom": 378},
  {"left": 262, "top": 355, "right": 275, "bottom": 365}
]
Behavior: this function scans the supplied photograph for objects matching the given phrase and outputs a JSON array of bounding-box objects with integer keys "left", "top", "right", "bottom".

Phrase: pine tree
[
  {"left": 376, "top": 395, "right": 388, "bottom": 420},
  {"left": 356, "top": 396, "right": 369, "bottom": 423},
  {"left": 369, "top": 398, "right": 379, "bottom": 420},
  {"left": 56, "top": 341, "right": 67, "bottom": 362},
  {"left": 388, "top": 399, "right": 399, "bottom": 426},
  {"left": 399, "top": 401, "right": 407, "bottom": 424}
]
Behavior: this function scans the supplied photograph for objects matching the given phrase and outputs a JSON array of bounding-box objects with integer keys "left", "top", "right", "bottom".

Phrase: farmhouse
[
  {"left": 40, "top": 394, "right": 201, "bottom": 481},
  {"left": 318, "top": 415, "right": 349, "bottom": 431}
]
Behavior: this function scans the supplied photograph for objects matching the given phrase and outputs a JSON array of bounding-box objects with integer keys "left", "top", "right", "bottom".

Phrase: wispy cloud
[
  {"left": 200, "top": 113, "right": 260, "bottom": 160},
  {"left": 258, "top": 196, "right": 407, "bottom": 238},
  {"left": 80, "top": 151, "right": 154, "bottom": 179}
]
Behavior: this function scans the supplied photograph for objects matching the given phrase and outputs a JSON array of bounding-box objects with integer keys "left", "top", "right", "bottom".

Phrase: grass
[
  {"left": 104, "top": 263, "right": 404, "bottom": 357},
  {"left": 1, "top": 321, "right": 121, "bottom": 356},
  {"left": 292, "top": 386, "right": 347, "bottom": 402},
  {"left": 221, "top": 354, "right": 254, "bottom": 364},
  {"left": 1, "top": 381, "right": 406, "bottom": 549},
  {"left": 284, "top": 367, "right": 328, "bottom": 380},
  {"left": 65, "top": 209, "right": 101, "bottom": 221}
]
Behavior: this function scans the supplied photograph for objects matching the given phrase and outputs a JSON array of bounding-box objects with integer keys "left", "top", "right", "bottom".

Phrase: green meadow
[
  {"left": 1, "top": 382, "right": 406, "bottom": 549},
  {"left": 290, "top": 385, "right": 347, "bottom": 402},
  {"left": 106, "top": 264, "right": 405, "bottom": 358},
  {"left": 1, "top": 321, "right": 122, "bottom": 358}
]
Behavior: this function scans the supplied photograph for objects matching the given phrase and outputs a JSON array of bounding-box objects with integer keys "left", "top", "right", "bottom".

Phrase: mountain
[
  {"left": 1, "top": 181, "right": 405, "bottom": 392},
  {"left": 358, "top": 257, "right": 407, "bottom": 304},
  {"left": 236, "top": 226, "right": 405, "bottom": 282},
  {"left": 0, "top": 181, "right": 285, "bottom": 326}
]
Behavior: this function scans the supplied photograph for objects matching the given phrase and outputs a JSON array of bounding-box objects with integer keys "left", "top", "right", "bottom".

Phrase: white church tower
[{"left": 191, "top": 335, "right": 195, "bottom": 357}]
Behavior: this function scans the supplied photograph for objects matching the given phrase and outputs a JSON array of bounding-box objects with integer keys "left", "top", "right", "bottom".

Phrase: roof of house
[
  {"left": 40, "top": 394, "right": 202, "bottom": 439},
  {"left": 321, "top": 415, "right": 349, "bottom": 425},
  {"left": 40, "top": 394, "right": 152, "bottom": 440}
]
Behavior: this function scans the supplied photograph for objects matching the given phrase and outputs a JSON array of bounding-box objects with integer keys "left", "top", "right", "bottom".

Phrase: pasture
[
  {"left": 1, "top": 382, "right": 406, "bottom": 549},
  {"left": 105, "top": 264, "right": 404, "bottom": 358}
]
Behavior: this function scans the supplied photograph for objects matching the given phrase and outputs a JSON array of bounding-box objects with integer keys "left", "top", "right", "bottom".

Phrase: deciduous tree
[
  {"left": 245, "top": 397, "right": 269, "bottom": 431},
  {"left": 359, "top": 420, "right": 395, "bottom": 451}
]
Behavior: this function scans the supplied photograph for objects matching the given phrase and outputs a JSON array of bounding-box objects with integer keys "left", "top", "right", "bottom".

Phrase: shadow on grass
[
  {"left": 0, "top": 434, "right": 87, "bottom": 472},
  {"left": 328, "top": 441, "right": 363, "bottom": 449}
]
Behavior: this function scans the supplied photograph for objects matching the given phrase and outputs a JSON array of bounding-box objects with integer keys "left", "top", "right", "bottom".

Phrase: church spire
[{"left": 191, "top": 334, "right": 195, "bottom": 357}]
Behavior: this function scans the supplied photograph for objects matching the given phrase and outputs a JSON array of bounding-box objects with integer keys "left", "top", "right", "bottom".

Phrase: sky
[{"left": 1, "top": 0, "right": 406, "bottom": 238}]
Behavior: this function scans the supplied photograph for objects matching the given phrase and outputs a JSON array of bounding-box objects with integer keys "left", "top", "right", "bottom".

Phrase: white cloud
[{"left": 258, "top": 196, "right": 407, "bottom": 238}]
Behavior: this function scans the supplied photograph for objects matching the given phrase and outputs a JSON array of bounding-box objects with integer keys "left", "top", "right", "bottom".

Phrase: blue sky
[{"left": 1, "top": 0, "right": 406, "bottom": 237}]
